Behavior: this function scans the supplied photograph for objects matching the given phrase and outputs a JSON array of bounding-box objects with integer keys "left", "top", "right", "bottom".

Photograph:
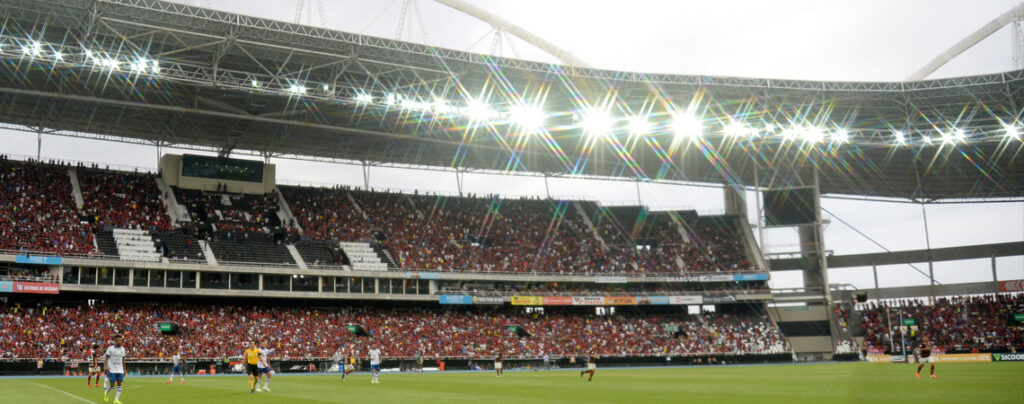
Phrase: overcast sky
[{"left": 1, "top": 0, "right": 1021, "bottom": 289}]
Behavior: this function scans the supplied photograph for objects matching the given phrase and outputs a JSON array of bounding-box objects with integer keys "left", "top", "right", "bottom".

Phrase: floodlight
[
  {"left": 581, "top": 110, "right": 613, "bottom": 135},
  {"left": 251, "top": 80, "right": 259, "bottom": 88},
  {"left": 52, "top": 51, "right": 62, "bottom": 61},
  {"left": 1005, "top": 124, "right": 1020, "bottom": 140},
  {"left": 833, "top": 129, "right": 849, "bottom": 143},
  {"left": 355, "top": 93, "right": 373, "bottom": 104},
  {"left": 672, "top": 113, "right": 703, "bottom": 140},
  {"left": 894, "top": 131, "right": 906, "bottom": 144},
  {"left": 130, "top": 59, "right": 147, "bottom": 72},
  {"left": 922, "top": 135, "right": 933, "bottom": 145},
  {"left": 953, "top": 128, "right": 965, "bottom": 143},
  {"left": 288, "top": 84, "right": 307, "bottom": 95},
  {"left": 323, "top": 84, "right": 330, "bottom": 91},
  {"left": 941, "top": 130, "right": 954, "bottom": 144},
  {"left": 626, "top": 116, "right": 650, "bottom": 134},
  {"left": 465, "top": 100, "right": 494, "bottom": 121},
  {"left": 724, "top": 122, "right": 752, "bottom": 137},
  {"left": 803, "top": 127, "right": 825, "bottom": 143},
  {"left": 150, "top": 61, "right": 160, "bottom": 74},
  {"left": 510, "top": 104, "right": 545, "bottom": 132},
  {"left": 433, "top": 98, "right": 454, "bottom": 114}
]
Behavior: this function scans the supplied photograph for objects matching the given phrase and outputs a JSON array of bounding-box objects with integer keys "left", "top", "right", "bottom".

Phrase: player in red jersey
[
  {"left": 916, "top": 336, "right": 937, "bottom": 379},
  {"left": 87, "top": 343, "right": 104, "bottom": 387},
  {"left": 494, "top": 352, "right": 504, "bottom": 377},
  {"left": 580, "top": 353, "right": 596, "bottom": 381}
]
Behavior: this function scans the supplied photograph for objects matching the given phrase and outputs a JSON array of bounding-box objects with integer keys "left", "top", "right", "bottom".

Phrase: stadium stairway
[
  {"left": 67, "top": 168, "right": 85, "bottom": 210},
  {"left": 155, "top": 176, "right": 190, "bottom": 223},
  {"left": 572, "top": 201, "right": 607, "bottom": 249},
  {"left": 404, "top": 195, "right": 425, "bottom": 219},
  {"left": 344, "top": 191, "right": 369, "bottom": 220},
  {"left": 113, "top": 228, "right": 162, "bottom": 262},
  {"left": 339, "top": 242, "right": 388, "bottom": 271},
  {"left": 286, "top": 244, "right": 309, "bottom": 269},
  {"left": 198, "top": 240, "right": 218, "bottom": 265},
  {"left": 274, "top": 186, "right": 303, "bottom": 233}
]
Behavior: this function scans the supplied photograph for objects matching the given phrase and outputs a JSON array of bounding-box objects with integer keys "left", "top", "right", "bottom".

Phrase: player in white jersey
[
  {"left": 368, "top": 344, "right": 382, "bottom": 384},
  {"left": 168, "top": 351, "right": 185, "bottom": 384},
  {"left": 103, "top": 335, "right": 127, "bottom": 404},
  {"left": 256, "top": 342, "right": 275, "bottom": 392}
]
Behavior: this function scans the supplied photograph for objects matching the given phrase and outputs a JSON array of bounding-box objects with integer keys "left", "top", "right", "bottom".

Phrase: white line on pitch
[{"left": 31, "top": 382, "right": 99, "bottom": 404}]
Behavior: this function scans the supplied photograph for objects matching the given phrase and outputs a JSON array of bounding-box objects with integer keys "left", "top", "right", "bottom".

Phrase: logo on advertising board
[
  {"left": 665, "top": 276, "right": 701, "bottom": 283},
  {"left": 471, "top": 296, "right": 504, "bottom": 305},
  {"left": 0, "top": 281, "right": 12, "bottom": 293},
  {"left": 14, "top": 255, "right": 62, "bottom": 266},
  {"left": 933, "top": 354, "right": 992, "bottom": 363},
  {"left": 438, "top": 295, "right": 472, "bottom": 304},
  {"left": 572, "top": 296, "right": 604, "bottom": 306},
  {"left": 999, "top": 279, "right": 1024, "bottom": 293},
  {"left": 13, "top": 282, "right": 60, "bottom": 294},
  {"left": 594, "top": 276, "right": 628, "bottom": 284},
  {"left": 407, "top": 272, "right": 440, "bottom": 280},
  {"left": 866, "top": 355, "right": 891, "bottom": 363},
  {"left": 733, "top": 273, "right": 770, "bottom": 281},
  {"left": 702, "top": 275, "right": 734, "bottom": 282},
  {"left": 703, "top": 295, "right": 737, "bottom": 303},
  {"left": 604, "top": 296, "right": 637, "bottom": 305},
  {"left": 992, "top": 353, "right": 1024, "bottom": 361},
  {"left": 669, "top": 295, "right": 703, "bottom": 305},
  {"left": 647, "top": 296, "right": 670, "bottom": 305},
  {"left": 511, "top": 296, "right": 542, "bottom": 306},
  {"left": 541, "top": 296, "right": 573, "bottom": 305}
]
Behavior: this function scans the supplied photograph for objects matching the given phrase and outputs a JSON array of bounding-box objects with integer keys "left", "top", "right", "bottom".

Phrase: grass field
[{"left": 2, "top": 362, "right": 1022, "bottom": 404}]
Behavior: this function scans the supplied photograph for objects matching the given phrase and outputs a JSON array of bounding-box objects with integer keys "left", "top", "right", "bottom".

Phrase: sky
[{"left": 0, "top": 0, "right": 1021, "bottom": 288}]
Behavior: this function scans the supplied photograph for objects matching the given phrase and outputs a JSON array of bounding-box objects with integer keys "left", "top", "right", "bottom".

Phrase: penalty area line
[{"left": 31, "top": 382, "right": 99, "bottom": 404}]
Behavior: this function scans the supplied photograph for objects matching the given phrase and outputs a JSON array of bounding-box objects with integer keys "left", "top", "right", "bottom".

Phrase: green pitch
[{"left": 3, "top": 362, "right": 1022, "bottom": 404}]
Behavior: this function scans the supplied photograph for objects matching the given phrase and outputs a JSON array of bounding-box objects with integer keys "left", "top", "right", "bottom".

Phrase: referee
[{"left": 243, "top": 342, "right": 261, "bottom": 393}]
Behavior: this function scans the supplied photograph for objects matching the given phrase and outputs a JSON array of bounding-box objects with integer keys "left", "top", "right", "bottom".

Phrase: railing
[
  {"left": 2, "top": 248, "right": 768, "bottom": 278},
  {"left": 436, "top": 289, "right": 772, "bottom": 297}
]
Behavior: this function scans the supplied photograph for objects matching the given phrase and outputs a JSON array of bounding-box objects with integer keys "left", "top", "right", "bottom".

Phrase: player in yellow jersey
[{"left": 243, "top": 342, "right": 261, "bottom": 393}]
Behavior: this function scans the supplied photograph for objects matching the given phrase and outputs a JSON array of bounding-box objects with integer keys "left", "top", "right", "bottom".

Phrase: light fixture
[
  {"left": 672, "top": 113, "right": 703, "bottom": 141},
  {"left": 510, "top": 104, "right": 545, "bottom": 132},
  {"left": 1005, "top": 124, "right": 1020, "bottom": 140},
  {"left": 953, "top": 128, "right": 965, "bottom": 143},
  {"left": 724, "top": 122, "right": 752, "bottom": 138},
  {"left": 922, "top": 135, "right": 933, "bottom": 145},
  {"left": 580, "top": 109, "right": 613, "bottom": 136},
  {"left": 832, "top": 129, "right": 849, "bottom": 143},
  {"left": 803, "top": 127, "right": 825, "bottom": 143},
  {"left": 52, "top": 51, "right": 63, "bottom": 61},
  {"left": 288, "top": 84, "right": 307, "bottom": 95},
  {"left": 150, "top": 60, "right": 160, "bottom": 74},
  {"left": 894, "top": 131, "right": 906, "bottom": 145},
  {"left": 941, "top": 130, "right": 954, "bottom": 144},
  {"left": 355, "top": 93, "right": 373, "bottom": 104},
  {"left": 465, "top": 100, "right": 494, "bottom": 121},
  {"left": 21, "top": 42, "right": 41, "bottom": 57},
  {"left": 626, "top": 116, "right": 650, "bottom": 134},
  {"left": 251, "top": 80, "right": 259, "bottom": 88}
]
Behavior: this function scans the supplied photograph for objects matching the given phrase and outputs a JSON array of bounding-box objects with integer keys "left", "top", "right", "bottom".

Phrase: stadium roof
[{"left": 1, "top": 0, "right": 1022, "bottom": 201}]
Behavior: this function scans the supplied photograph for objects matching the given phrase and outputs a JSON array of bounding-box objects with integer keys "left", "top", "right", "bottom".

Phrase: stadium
[{"left": 0, "top": 0, "right": 1022, "bottom": 403}]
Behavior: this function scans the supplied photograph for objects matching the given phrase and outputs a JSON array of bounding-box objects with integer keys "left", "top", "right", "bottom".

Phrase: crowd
[
  {"left": 858, "top": 294, "right": 1024, "bottom": 353},
  {"left": 0, "top": 159, "right": 93, "bottom": 254},
  {"left": 78, "top": 168, "right": 173, "bottom": 233},
  {"left": 437, "top": 281, "right": 771, "bottom": 297},
  {"left": 0, "top": 303, "right": 788, "bottom": 360},
  {"left": 283, "top": 186, "right": 756, "bottom": 275}
]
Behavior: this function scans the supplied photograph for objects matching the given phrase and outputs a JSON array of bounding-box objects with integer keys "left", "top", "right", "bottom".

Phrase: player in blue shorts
[
  {"left": 168, "top": 351, "right": 185, "bottom": 384},
  {"left": 256, "top": 342, "right": 275, "bottom": 392},
  {"left": 104, "top": 335, "right": 127, "bottom": 404},
  {"left": 369, "top": 344, "right": 382, "bottom": 384}
]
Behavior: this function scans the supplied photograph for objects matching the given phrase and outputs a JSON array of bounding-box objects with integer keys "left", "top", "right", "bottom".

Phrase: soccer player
[
  {"left": 243, "top": 341, "right": 261, "bottom": 393},
  {"left": 494, "top": 352, "right": 503, "bottom": 377},
  {"left": 103, "top": 335, "right": 127, "bottom": 404},
  {"left": 368, "top": 344, "right": 382, "bottom": 384},
  {"left": 167, "top": 351, "right": 185, "bottom": 384},
  {"left": 916, "top": 336, "right": 937, "bottom": 379},
  {"left": 340, "top": 351, "right": 355, "bottom": 381},
  {"left": 580, "top": 353, "right": 596, "bottom": 381},
  {"left": 256, "top": 343, "right": 274, "bottom": 392},
  {"left": 87, "top": 343, "right": 103, "bottom": 388}
]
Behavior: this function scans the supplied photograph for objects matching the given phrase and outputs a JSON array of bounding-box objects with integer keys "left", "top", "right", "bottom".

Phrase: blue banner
[
  {"left": 0, "top": 281, "right": 12, "bottom": 293},
  {"left": 439, "top": 295, "right": 473, "bottom": 304},
  {"left": 733, "top": 273, "right": 769, "bottom": 281},
  {"left": 407, "top": 272, "right": 440, "bottom": 280},
  {"left": 15, "top": 255, "right": 62, "bottom": 265},
  {"left": 647, "top": 296, "right": 670, "bottom": 305}
]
